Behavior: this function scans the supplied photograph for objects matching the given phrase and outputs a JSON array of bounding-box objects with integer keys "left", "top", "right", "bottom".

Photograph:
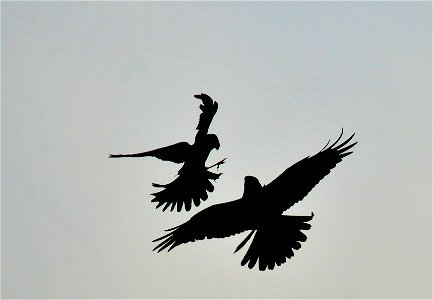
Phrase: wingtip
[
  {"left": 165, "top": 225, "right": 180, "bottom": 232},
  {"left": 338, "top": 141, "right": 357, "bottom": 154},
  {"left": 319, "top": 139, "right": 331, "bottom": 152},
  {"left": 329, "top": 129, "right": 344, "bottom": 149},
  {"left": 339, "top": 151, "right": 353, "bottom": 158}
]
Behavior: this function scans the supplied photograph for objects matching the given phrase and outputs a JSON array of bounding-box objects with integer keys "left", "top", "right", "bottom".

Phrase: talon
[{"left": 207, "top": 158, "right": 227, "bottom": 170}]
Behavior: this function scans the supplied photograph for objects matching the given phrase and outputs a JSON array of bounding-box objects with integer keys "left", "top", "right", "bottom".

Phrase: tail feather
[
  {"left": 237, "top": 213, "right": 314, "bottom": 271},
  {"left": 151, "top": 169, "right": 220, "bottom": 212}
]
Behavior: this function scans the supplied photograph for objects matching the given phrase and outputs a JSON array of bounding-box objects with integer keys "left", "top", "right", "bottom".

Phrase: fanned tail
[
  {"left": 151, "top": 169, "right": 221, "bottom": 212},
  {"left": 236, "top": 213, "right": 314, "bottom": 271}
]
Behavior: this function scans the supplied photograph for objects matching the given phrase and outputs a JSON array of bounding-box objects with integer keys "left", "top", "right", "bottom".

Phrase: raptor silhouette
[
  {"left": 109, "top": 93, "right": 225, "bottom": 212},
  {"left": 153, "top": 130, "right": 356, "bottom": 270}
]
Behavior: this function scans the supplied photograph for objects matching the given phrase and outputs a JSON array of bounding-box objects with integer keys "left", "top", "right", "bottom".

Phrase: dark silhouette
[
  {"left": 153, "top": 130, "right": 356, "bottom": 271},
  {"left": 110, "top": 94, "right": 225, "bottom": 212}
]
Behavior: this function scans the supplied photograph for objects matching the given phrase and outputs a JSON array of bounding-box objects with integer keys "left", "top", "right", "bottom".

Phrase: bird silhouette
[
  {"left": 153, "top": 130, "right": 356, "bottom": 270},
  {"left": 109, "top": 93, "right": 225, "bottom": 212}
]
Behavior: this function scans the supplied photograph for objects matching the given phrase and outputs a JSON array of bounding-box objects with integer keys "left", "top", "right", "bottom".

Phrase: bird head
[
  {"left": 206, "top": 134, "right": 220, "bottom": 150},
  {"left": 242, "top": 176, "right": 262, "bottom": 198}
]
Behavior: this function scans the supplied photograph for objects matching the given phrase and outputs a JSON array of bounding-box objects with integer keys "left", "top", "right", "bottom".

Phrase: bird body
[
  {"left": 153, "top": 130, "right": 357, "bottom": 270},
  {"left": 110, "top": 94, "right": 223, "bottom": 211}
]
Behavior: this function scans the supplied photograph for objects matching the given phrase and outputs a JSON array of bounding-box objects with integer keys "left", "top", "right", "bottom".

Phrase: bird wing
[
  {"left": 151, "top": 167, "right": 221, "bottom": 212},
  {"left": 145, "top": 142, "right": 193, "bottom": 163},
  {"left": 110, "top": 141, "right": 192, "bottom": 163},
  {"left": 263, "top": 130, "right": 357, "bottom": 214},
  {"left": 194, "top": 93, "right": 218, "bottom": 139},
  {"left": 153, "top": 199, "right": 250, "bottom": 252}
]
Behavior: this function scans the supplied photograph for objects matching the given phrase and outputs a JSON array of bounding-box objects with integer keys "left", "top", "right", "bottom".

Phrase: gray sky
[{"left": 2, "top": 2, "right": 431, "bottom": 299}]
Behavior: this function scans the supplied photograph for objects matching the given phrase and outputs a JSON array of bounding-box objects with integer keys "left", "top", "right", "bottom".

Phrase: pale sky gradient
[{"left": 2, "top": 2, "right": 432, "bottom": 299}]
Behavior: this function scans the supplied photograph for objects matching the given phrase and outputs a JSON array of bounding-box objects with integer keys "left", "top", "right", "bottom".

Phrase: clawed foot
[
  {"left": 207, "top": 158, "right": 227, "bottom": 171},
  {"left": 207, "top": 171, "right": 223, "bottom": 180}
]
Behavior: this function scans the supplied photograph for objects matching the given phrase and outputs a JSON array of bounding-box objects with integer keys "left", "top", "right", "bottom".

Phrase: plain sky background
[{"left": 2, "top": 2, "right": 431, "bottom": 299}]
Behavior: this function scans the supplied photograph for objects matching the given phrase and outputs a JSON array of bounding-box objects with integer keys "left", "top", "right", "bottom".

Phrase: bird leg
[
  {"left": 206, "top": 158, "right": 227, "bottom": 171},
  {"left": 207, "top": 171, "right": 222, "bottom": 180}
]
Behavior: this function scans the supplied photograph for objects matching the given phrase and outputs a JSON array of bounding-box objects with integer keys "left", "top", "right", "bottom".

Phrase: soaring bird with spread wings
[
  {"left": 153, "top": 130, "right": 356, "bottom": 271},
  {"left": 109, "top": 93, "right": 225, "bottom": 212}
]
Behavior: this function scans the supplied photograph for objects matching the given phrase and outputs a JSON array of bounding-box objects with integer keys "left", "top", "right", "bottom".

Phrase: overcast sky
[{"left": 2, "top": 2, "right": 431, "bottom": 299}]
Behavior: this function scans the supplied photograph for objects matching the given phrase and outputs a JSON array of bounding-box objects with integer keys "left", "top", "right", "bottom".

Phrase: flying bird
[
  {"left": 153, "top": 130, "right": 357, "bottom": 271},
  {"left": 110, "top": 93, "right": 225, "bottom": 212}
]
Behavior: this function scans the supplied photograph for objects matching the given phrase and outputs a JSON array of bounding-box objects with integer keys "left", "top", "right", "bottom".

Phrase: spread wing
[
  {"left": 194, "top": 93, "right": 218, "bottom": 139},
  {"left": 263, "top": 130, "right": 357, "bottom": 214},
  {"left": 153, "top": 199, "right": 250, "bottom": 252},
  {"left": 150, "top": 168, "right": 221, "bottom": 212},
  {"left": 110, "top": 141, "right": 192, "bottom": 164}
]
